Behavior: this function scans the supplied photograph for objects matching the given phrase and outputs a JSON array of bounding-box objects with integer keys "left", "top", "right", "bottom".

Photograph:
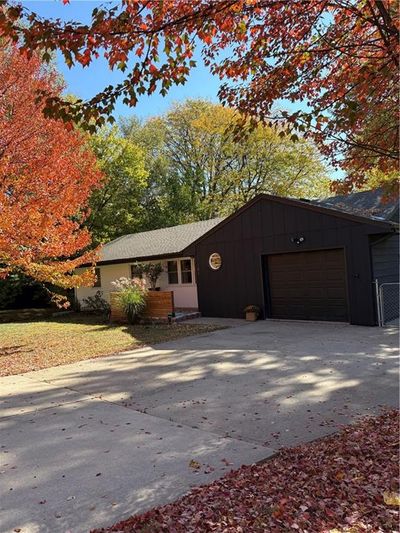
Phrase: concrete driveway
[{"left": 1, "top": 320, "right": 398, "bottom": 533}]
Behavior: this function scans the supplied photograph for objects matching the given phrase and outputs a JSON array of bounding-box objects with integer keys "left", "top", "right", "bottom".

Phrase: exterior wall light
[{"left": 290, "top": 236, "right": 306, "bottom": 245}]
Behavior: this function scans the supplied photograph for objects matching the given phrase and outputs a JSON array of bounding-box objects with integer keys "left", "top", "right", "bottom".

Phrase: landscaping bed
[
  {"left": 0, "top": 313, "right": 223, "bottom": 376},
  {"left": 93, "top": 410, "right": 399, "bottom": 533}
]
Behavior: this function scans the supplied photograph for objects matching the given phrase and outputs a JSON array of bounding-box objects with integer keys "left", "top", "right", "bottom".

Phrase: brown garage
[
  {"left": 266, "top": 249, "right": 348, "bottom": 322},
  {"left": 190, "top": 192, "right": 398, "bottom": 326}
]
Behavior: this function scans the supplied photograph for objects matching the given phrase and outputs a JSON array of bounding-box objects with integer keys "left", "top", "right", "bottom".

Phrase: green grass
[{"left": 0, "top": 313, "right": 222, "bottom": 377}]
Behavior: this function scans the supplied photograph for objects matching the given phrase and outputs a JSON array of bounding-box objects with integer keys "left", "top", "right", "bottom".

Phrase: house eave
[
  {"left": 188, "top": 193, "right": 396, "bottom": 249},
  {"left": 80, "top": 251, "right": 195, "bottom": 268}
]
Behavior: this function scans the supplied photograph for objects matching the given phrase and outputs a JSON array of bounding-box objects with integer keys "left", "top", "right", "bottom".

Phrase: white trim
[{"left": 166, "top": 257, "right": 196, "bottom": 286}]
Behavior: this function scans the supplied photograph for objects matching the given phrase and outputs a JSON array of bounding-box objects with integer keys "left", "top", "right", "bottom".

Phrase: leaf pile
[{"left": 93, "top": 410, "right": 399, "bottom": 533}]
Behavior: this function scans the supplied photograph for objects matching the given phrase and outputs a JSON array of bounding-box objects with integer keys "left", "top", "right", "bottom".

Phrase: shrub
[
  {"left": 111, "top": 277, "right": 147, "bottom": 324},
  {"left": 0, "top": 273, "right": 52, "bottom": 310},
  {"left": 81, "top": 290, "right": 110, "bottom": 316},
  {"left": 132, "top": 262, "right": 164, "bottom": 289}
]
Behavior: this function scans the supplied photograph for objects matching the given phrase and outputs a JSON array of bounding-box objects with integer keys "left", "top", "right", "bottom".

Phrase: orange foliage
[
  {"left": 0, "top": 45, "right": 102, "bottom": 291},
  {"left": 0, "top": 1, "right": 398, "bottom": 189}
]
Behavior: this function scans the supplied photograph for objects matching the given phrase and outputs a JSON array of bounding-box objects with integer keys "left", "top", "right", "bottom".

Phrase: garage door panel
[
  {"left": 326, "top": 287, "right": 347, "bottom": 298},
  {"left": 270, "top": 272, "right": 302, "bottom": 282},
  {"left": 267, "top": 249, "right": 348, "bottom": 322}
]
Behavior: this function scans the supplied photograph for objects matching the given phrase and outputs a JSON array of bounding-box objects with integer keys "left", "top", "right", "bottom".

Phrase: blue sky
[
  {"left": 23, "top": 1, "right": 223, "bottom": 119},
  {"left": 22, "top": 1, "right": 339, "bottom": 178},
  {"left": 22, "top": 1, "right": 303, "bottom": 120}
]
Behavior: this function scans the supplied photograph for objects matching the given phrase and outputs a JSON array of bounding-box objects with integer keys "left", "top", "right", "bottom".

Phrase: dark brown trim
[{"left": 260, "top": 243, "right": 347, "bottom": 257}]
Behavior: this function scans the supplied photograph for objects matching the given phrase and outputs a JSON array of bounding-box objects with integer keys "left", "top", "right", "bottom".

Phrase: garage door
[{"left": 267, "top": 249, "right": 348, "bottom": 321}]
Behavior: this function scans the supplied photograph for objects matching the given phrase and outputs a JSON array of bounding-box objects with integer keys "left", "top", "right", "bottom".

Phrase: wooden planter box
[
  {"left": 142, "top": 291, "right": 175, "bottom": 319},
  {"left": 110, "top": 292, "right": 126, "bottom": 323},
  {"left": 110, "top": 291, "right": 175, "bottom": 323}
]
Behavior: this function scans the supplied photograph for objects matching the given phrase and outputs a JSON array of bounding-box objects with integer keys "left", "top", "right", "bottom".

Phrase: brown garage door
[{"left": 267, "top": 249, "right": 348, "bottom": 321}]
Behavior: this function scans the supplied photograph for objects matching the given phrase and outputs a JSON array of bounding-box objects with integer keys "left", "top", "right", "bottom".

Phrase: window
[
  {"left": 167, "top": 260, "right": 179, "bottom": 284},
  {"left": 180, "top": 259, "right": 192, "bottom": 284},
  {"left": 131, "top": 264, "right": 142, "bottom": 279},
  {"left": 167, "top": 259, "right": 194, "bottom": 284},
  {"left": 94, "top": 267, "right": 101, "bottom": 287}
]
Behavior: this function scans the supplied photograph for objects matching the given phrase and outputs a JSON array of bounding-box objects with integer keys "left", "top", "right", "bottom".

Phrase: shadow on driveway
[{"left": 0, "top": 320, "right": 398, "bottom": 532}]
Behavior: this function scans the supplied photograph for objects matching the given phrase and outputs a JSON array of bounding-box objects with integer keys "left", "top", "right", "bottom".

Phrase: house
[
  {"left": 76, "top": 217, "right": 223, "bottom": 311},
  {"left": 75, "top": 189, "right": 399, "bottom": 326}
]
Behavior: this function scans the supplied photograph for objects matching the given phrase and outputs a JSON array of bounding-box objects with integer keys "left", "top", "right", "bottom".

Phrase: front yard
[{"left": 0, "top": 313, "right": 222, "bottom": 376}]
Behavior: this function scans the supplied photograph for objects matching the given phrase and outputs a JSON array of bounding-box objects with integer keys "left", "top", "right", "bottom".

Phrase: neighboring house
[{"left": 75, "top": 189, "right": 399, "bottom": 326}]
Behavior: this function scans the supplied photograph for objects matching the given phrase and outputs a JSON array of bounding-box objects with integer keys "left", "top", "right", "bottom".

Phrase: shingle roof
[
  {"left": 99, "top": 217, "right": 224, "bottom": 263},
  {"left": 99, "top": 189, "right": 397, "bottom": 264},
  {"left": 314, "top": 188, "right": 399, "bottom": 222}
]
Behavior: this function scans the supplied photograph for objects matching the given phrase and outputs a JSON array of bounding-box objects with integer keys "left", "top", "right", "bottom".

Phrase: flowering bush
[
  {"left": 111, "top": 277, "right": 147, "bottom": 292},
  {"left": 111, "top": 277, "right": 147, "bottom": 324}
]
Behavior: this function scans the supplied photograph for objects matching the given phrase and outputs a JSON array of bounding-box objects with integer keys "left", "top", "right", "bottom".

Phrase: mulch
[{"left": 92, "top": 409, "right": 399, "bottom": 533}]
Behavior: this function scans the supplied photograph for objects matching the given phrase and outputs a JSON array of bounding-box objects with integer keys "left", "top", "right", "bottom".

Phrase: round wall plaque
[{"left": 209, "top": 252, "right": 222, "bottom": 270}]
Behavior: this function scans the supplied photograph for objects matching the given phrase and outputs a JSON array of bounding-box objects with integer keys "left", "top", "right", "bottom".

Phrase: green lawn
[{"left": 0, "top": 313, "right": 222, "bottom": 377}]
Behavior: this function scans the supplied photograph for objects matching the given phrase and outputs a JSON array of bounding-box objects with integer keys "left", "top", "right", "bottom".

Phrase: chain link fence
[{"left": 376, "top": 282, "right": 399, "bottom": 326}]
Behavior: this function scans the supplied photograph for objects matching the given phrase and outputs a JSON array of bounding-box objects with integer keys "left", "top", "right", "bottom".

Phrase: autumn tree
[
  {"left": 119, "top": 116, "right": 173, "bottom": 230},
  {"left": 161, "top": 100, "right": 329, "bottom": 218},
  {"left": 0, "top": 45, "right": 102, "bottom": 294},
  {"left": 0, "top": 1, "right": 397, "bottom": 191},
  {"left": 121, "top": 100, "right": 329, "bottom": 223},
  {"left": 87, "top": 126, "right": 148, "bottom": 244}
]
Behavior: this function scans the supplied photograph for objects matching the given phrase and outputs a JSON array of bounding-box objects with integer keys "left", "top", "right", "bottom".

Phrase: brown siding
[{"left": 194, "top": 197, "right": 387, "bottom": 325}]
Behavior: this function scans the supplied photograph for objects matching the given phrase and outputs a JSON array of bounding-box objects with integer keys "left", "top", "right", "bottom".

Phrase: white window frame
[
  {"left": 166, "top": 257, "right": 195, "bottom": 286},
  {"left": 167, "top": 260, "right": 179, "bottom": 285}
]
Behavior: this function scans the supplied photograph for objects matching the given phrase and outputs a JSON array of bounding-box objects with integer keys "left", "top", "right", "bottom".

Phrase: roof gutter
[{"left": 80, "top": 251, "right": 195, "bottom": 268}]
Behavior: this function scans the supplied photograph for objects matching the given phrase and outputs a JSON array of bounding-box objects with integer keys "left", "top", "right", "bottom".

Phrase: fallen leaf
[
  {"left": 383, "top": 491, "right": 400, "bottom": 506},
  {"left": 189, "top": 460, "right": 201, "bottom": 470},
  {"left": 89, "top": 410, "right": 399, "bottom": 533}
]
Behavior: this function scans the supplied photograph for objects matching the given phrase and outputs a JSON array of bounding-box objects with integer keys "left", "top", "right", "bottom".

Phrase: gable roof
[
  {"left": 314, "top": 188, "right": 399, "bottom": 222},
  {"left": 96, "top": 189, "right": 397, "bottom": 266},
  {"left": 188, "top": 190, "right": 397, "bottom": 249},
  {"left": 98, "top": 217, "right": 224, "bottom": 265}
]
